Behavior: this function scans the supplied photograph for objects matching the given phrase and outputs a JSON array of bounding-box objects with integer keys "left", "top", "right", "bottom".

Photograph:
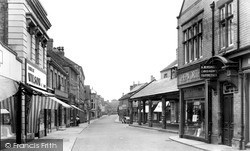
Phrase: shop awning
[
  {"left": 71, "top": 105, "right": 84, "bottom": 112},
  {"left": 154, "top": 101, "right": 170, "bottom": 112},
  {"left": 31, "top": 87, "right": 55, "bottom": 97},
  {"left": 49, "top": 97, "right": 71, "bottom": 108},
  {"left": 29, "top": 86, "right": 71, "bottom": 108},
  {"left": 131, "top": 78, "right": 178, "bottom": 99},
  {"left": 0, "top": 109, "right": 10, "bottom": 114},
  {"left": 0, "top": 77, "right": 19, "bottom": 102}
]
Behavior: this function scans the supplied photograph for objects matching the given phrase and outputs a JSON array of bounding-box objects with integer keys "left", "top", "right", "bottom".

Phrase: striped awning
[
  {"left": 49, "top": 97, "right": 71, "bottom": 108},
  {"left": 71, "top": 105, "right": 84, "bottom": 112},
  {"left": 27, "top": 95, "right": 59, "bottom": 133},
  {"left": 0, "top": 77, "right": 19, "bottom": 102},
  {"left": 27, "top": 87, "right": 71, "bottom": 133},
  {"left": 0, "top": 96, "right": 16, "bottom": 133}
]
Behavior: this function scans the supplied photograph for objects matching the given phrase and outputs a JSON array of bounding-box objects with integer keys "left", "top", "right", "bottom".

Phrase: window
[
  {"left": 184, "top": 98, "right": 205, "bottom": 138},
  {"left": 164, "top": 73, "right": 168, "bottom": 78},
  {"left": 219, "top": 2, "right": 233, "bottom": 49},
  {"left": 183, "top": 20, "right": 203, "bottom": 64},
  {"left": 49, "top": 69, "right": 53, "bottom": 88},
  {"left": 35, "top": 37, "right": 40, "bottom": 65}
]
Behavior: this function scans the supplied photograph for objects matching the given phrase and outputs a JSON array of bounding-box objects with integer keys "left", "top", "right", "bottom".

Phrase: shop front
[
  {"left": 0, "top": 42, "right": 22, "bottom": 148},
  {"left": 178, "top": 63, "right": 208, "bottom": 142},
  {"left": 182, "top": 85, "right": 205, "bottom": 139},
  {"left": 25, "top": 60, "right": 72, "bottom": 139},
  {"left": 178, "top": 56, "right": 241, "bottom": 146}
]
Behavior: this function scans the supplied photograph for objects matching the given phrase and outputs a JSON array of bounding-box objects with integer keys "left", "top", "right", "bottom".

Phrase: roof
[
  {"left": 48, "top": 50, "right": 79, "bottom": 75},
  {"left": 160, "top": 60, "right": 177, "bottom": 72},
  {"left": 131, "top": 78, "right": 178, "bottom": 99},
  {"left": 119, "top": 83, "right": 148, "bottom": 101}
]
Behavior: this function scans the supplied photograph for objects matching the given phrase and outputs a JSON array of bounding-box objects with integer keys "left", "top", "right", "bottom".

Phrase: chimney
[
  {"left": 150, "top": 75, "right": 155, "bottom": 81},
  {"left": 54, "top": 46, "right": 65, "bottom": 56},
  {"left": 47, "top": 39, "right": 53, "bottom": 51}
]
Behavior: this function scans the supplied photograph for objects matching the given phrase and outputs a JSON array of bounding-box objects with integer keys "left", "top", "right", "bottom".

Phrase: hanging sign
[{"left": 200, "top": 65, "right": 218, "bottom": 78}]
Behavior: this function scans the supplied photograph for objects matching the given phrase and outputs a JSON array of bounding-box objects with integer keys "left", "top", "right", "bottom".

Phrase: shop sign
[
  {"left": 200, "top": 65, "right": 217, "bottom": 78},
  {"left": 26, "top": 61, "right": 47, "bottom": 90},
  {"left": 178, "top": 69, "right": 200, "bottom": 85}
]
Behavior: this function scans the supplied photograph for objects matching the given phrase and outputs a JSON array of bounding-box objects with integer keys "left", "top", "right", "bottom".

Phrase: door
[{"left": 222, "top": 94, "right": 234, "bottom": 146}]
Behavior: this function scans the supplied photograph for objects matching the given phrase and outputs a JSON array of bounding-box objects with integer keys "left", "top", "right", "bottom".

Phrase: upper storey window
[
  {"left": 183, "top": 20, "right": 203, "bottom": 64},
  {"left": 219, "top": 2, "right": 233, "bottom": 49}
]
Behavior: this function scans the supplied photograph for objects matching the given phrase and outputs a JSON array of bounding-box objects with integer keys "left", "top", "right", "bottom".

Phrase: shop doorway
[{"left": 222, "top": 94, "right": 234, "bottom": 146}]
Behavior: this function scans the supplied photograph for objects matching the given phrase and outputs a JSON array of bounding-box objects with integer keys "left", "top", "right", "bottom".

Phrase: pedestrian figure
[{"left": 76, "top": 115, "right": 80, "bottom": 126}]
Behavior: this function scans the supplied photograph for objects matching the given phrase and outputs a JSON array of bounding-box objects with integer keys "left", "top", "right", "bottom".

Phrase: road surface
[{"left": 72, "top": 115, "right": 201, "bottom": 151}]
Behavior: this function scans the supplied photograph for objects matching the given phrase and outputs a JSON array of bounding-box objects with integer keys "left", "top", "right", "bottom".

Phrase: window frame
[
  {"left": 183, "top": 20, "right": 203, "bottom": 65},
  {"left": 219, "top": 2, "right": 234, "bottom": 50}
]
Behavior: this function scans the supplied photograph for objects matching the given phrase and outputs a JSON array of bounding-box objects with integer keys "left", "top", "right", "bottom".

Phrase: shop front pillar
[
  {"left": 129, "top": 100, "right": 133, "bottom": 124},
  {"left": 162, "top": 98, "right": 166, "bottom": 129},
  {"left": 143, "top": 100, "right": 146, "bottom": 124},
  {"left": 205, "top": 79, "right": 212, "bottom": 143},
  {"left": 179, "top": 89, "right": 184, "bottom": 138},
  {"left": 16, "top": 86, "right": 22, "bottom": 144},
  {"left": 138, "top": 100, "right": 142, "bottom": 125},
  {"left": 148, "top": 100, "right": 153, "bottom": 127}
]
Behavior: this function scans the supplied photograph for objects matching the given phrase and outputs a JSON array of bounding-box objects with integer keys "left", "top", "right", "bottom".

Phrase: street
[{"left": 72, "top": 115, "right": 202, "bottom": 151}]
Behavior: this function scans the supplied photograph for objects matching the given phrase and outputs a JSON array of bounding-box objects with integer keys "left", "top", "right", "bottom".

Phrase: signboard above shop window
[
  {"left": 200, "top": 65, "right": 218, "bottom": 78},
  {"left": 26, "top": 60, "right": 47, "bottom": 90}
]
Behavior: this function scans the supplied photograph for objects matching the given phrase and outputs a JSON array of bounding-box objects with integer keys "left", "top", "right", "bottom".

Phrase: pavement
[
  {"left": 122, "top": 118, "right": 245, "bottom": 151},
  {"left": 39, "top": 118, "right": 99, "bottom": 151},
  {"left": 4, "top": 116, "right": 244, "bottom": 151}
]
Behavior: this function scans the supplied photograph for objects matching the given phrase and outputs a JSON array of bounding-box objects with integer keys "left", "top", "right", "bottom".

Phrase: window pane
[
  {"left": 184, "top": 99, "right": 205, "bottom": 138},
  {"left": 220, "top": 7, "right": 225, "bottom": 20},
  {"left": 194, "top": 39, "right": 198, "bottom": 59},
  {"left": 189, "top": 41, "right": 193, "bottom": 61},
  {"left": 198, "top": 22, "right": 202, "bottom": 33},
  {"left": 228, "top": 19, "right": 233, "bottom": 45},
  {"left": 199, "top": 36, "right": 202, "bottom": 57},
  {"left": 185, "top": 43, "right": 189, "bottom": 63},
  {"left": 228, "top": 3, "right": 232, "bottom": 16},
  {"left": 221, "top": 23, "right": 226, "bottom": 48},
  {"left": 189, "top": 28, "right": 193, "bottom": 39},
  {"left": 193, "top": 25, "right": 197, "bottom": 36}
]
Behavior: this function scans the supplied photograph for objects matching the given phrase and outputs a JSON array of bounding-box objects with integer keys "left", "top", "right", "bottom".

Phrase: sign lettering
[
  {"left": 178, "top": 69, "right": 200, "bottom": 85},
  {"left": 26, "top": 61, "right": 47, "bottom": 90},
  {"left": 200, "top": 65, "right": 218, "bottom": 78}
]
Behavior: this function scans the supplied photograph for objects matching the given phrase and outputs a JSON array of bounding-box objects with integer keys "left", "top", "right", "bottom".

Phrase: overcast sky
[{"left": 41, "top": 0, "right": 183, "bottom": 101}]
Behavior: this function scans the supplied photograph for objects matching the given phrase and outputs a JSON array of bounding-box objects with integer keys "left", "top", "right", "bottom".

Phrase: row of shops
[
  {"left": 0, "top": 41, "right": 85, "bottom": 149},
  {"left": 119, "top": 55, "right": 250, "bottom": 149}
]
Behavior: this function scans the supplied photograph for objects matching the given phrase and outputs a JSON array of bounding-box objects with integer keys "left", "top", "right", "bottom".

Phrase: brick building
[{"left": 177, "top": 0, "right": 250, "bottom": 149}]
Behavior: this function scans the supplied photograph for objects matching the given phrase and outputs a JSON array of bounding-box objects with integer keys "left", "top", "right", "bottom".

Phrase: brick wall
[
  {"left": 178, "top": 0, "right": 215, "bottom": 69},
  {"left": 240, "top": 0, "right": 250, "bottom": 48},
  {"left": 0, "top": 0, "right": 7, "bottom": 44}
]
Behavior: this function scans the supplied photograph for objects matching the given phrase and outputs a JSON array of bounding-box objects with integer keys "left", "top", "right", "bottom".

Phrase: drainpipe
[
  {"left": 238, "top": 0, "right": 244, "bottom": 149},
  {"left": 210, "top": 1, "right": 215, "bottom": 57}
]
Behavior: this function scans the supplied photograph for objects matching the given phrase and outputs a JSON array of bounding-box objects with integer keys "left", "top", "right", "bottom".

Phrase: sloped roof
[
  {"left": 131, "top": 78, "right": 178, "bottom": 99},
  {"left": 119, "top": 83, "right": 148, "bottom": 101},
  {"left": 160, "top": 60, "right": 177, "bottom": 72},
  {"left": 48, "top": 50, "right": 79, "bottom": 75}
]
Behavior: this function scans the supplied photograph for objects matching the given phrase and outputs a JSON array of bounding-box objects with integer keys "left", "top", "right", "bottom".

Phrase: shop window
[
  {"left": 0, "top": 109, "right": 14, "bottom": 139},
  {"left": 184, "top": 98, "right": 205, "bottom": 138}
]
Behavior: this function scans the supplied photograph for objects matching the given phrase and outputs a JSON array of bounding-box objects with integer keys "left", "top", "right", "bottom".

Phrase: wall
[{"left": 0, "top": 42, "right": 21, "bottom": 81}]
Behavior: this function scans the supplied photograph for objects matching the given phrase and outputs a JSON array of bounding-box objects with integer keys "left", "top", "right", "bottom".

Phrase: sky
[{"left": 41, "top": 0, "right": 183, "bottom": 101}]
